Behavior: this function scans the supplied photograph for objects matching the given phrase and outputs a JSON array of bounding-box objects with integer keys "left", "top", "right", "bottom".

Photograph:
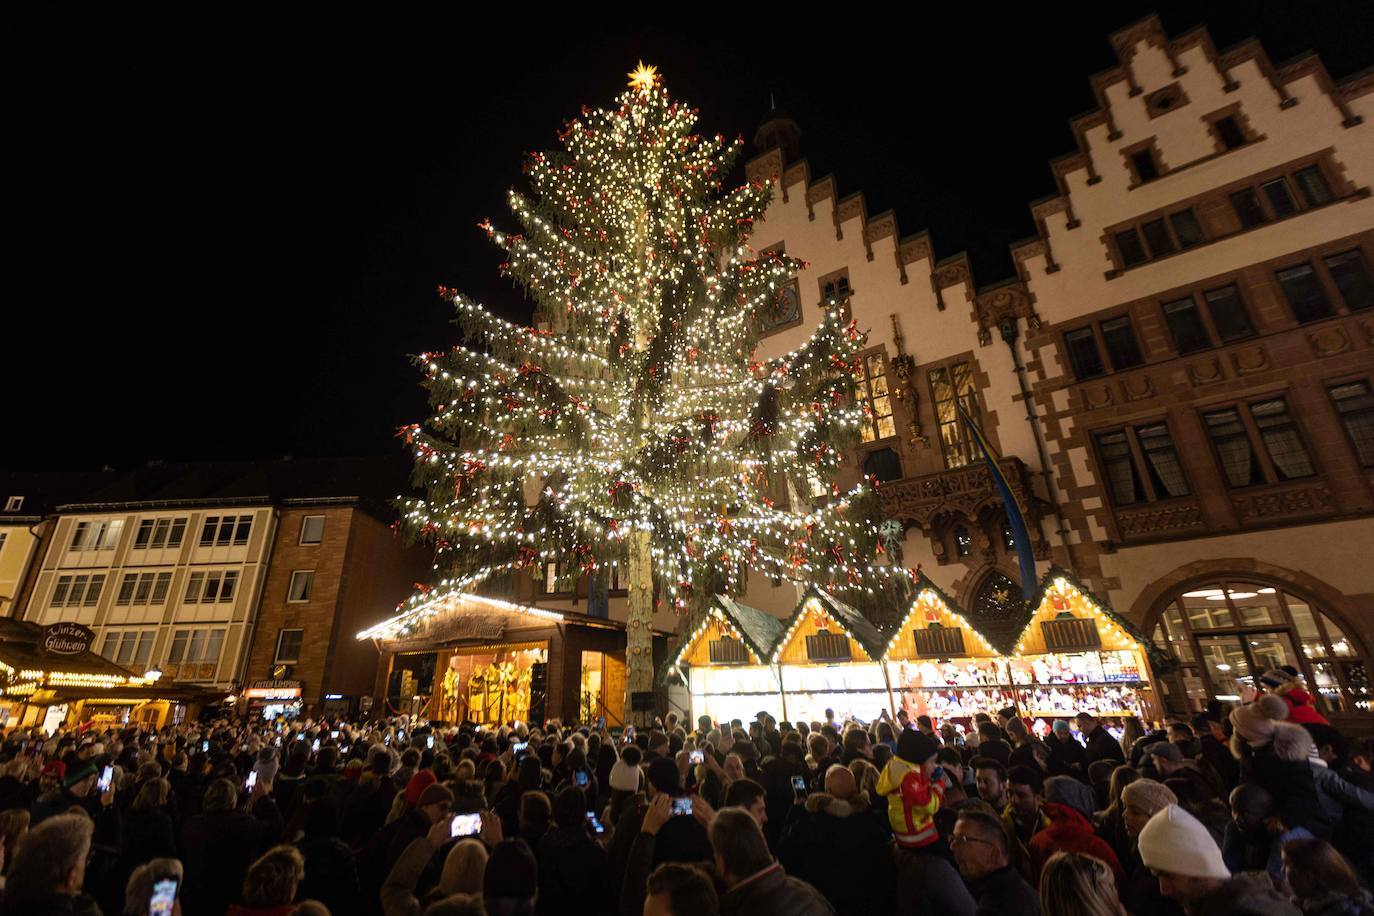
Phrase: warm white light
[{"left": 1183, "top": 589, "right": 1224, "bottom": 599}]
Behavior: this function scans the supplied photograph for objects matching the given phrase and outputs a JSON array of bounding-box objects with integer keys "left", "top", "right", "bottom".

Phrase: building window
[
  {"left": 287, "top": 570, "right": 314, "bottom": 603},
  {"left": 1160, "top": 284, "right": 1255, "bottom": 355},
  {"left": 4, "top": 496, "right": 23, "bottom": 512},
  {"left": 1064, "top": 316, "right": 1144, "bottom": 378},
  {"left": 1064, "top": 327, "right": 1105, "bottom": 379},
  {"left": 1093, "top": 423, "right": 1191, "bottom": 507},
  {"left": 954, "top": 526, "right": 972, "bottom": 558},
  {"left": 50, "top": 574, "right": 106, "bottom": 609},
  {"left": 857, "top": 353, "right": 896, "bottom": 443},
  {"left": 1276, "top": 263, "right": 1335, "bottom": 324},
  {"left": 184, "top": 570, "right": 239, "bottom": 604},
  {"left": 1323, "top": 250, "right": 1374, "bottom": 312},
  {"left": 299, "top": 516, "right": 326, "bottom": 545},
  {"left": 1169, "top": 209, "right": 1204, "bottom": 248},
  {"left": 1130, "top": 148, "right": 1160, "bottom": 183},
  {"left": 1000, "top": 521, "right": 1016, "bottom": 553},
  {"left": 1213, "top": 115, "right": 1247, "bottom": 150},
  {"left": 1229, "top": 188, "right": 1268, "bottom": 229},
  {"left": 99, "top": 630, "right": 155, "bottom": 671},
  {"left": 820, "top": 272, "right": 851, "bottom": 301},
  {"left": 70, "top": 519, "right": 123, "bottom": 552},
  {"left": 1161, "top": 297, "right": 1212, "bottom": 355},
  {"left": 133, "top": 518, "right": 187, "bottom": 550},
  {"left": 275, "top": 629, "right": 304, "bottom": 664},
  {"left": 200, "top": 514, "right": 253, "bottom": 548},
  {"left": 168, "top": 628, "right": 226, "bottom": 666},
  {"left": 115, "top": 571, "right": 173, "bottom": 606},
  {"left": 861, "top": 448, "right": 903, "bottom": 484},
  {"left": 928, "top": 361, "right": 979, "bottom": 468},
  {"left": 1151, "top": 579, "right": 1370, "bottom": 712},
  {"left": 1100, "top": 316, "right": 1144, "bottom": 370},
  {"left": 1115, "top": 228, "right": 1147, "bottom": 267},
  {"left": 1204, "top": 397, "right": 1315, "bottom": 488},
  {"left": 1110, "top": 207, "right": 1206, "bottom": 269},
  {"left": 1293, "top": 166, "right": 1333, "bottom": 207},
  {"left": 1260, "top": 178, "right": 1298, "bottom": 218},
  {"left": 542, "top": 562, "right": 565, "bottom": 594},
  {"left": 1330, "top": 381, "right": 1374, "bottom": 468}
]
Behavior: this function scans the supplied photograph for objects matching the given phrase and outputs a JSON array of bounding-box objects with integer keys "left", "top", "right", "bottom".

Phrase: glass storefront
[{"left": 1152, "top": 580, "right": 1371, "bottom": 713}]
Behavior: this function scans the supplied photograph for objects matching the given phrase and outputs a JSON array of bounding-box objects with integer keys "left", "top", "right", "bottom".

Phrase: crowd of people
[{"left": 0, "top": 665, "right": 1370, "bottom": 916}]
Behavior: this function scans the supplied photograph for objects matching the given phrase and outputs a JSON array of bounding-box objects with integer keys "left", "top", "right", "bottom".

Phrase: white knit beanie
[
  {"left": 1138, "top": 804, "right": 1230, "bottom": 880},
  {"left": 609, "top": 759, "right": 642, "bottom": 793}
]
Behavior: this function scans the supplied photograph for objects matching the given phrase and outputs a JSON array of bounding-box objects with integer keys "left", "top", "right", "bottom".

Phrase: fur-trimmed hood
[
  {"left": 1271, "top": 722, "right": 1316, "bottom": 762},
  {"left": 804, "top": 790, "right": 872, "bottom": 817}
]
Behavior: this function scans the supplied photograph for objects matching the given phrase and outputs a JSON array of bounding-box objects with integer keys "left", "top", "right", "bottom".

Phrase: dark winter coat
[
  {"left": 181, "top": 800, "right": 284, "bottom": 916},
  {"left": 1085, "top": 726, "right": 1126, "bottom": 768},
  {"left": 296, "top": 833, "right": 361, "bottom": 916},
  {"left": 1121, "top": 848, "right": 1186, "bottom": 916},
  {"left": 1243, "top": 743, "right": 1333, "bottom": 839},
  {"left": 778, "top": 792, "right": 895, "bottom": 916},
  {"left": 1046, "top": 733, "right": 1087, "bottom": 779},
  {"left": 965, "top": 865, "right": 1041, "bottom": 916},
  {"left": 1189, "top": 872, "right": 1301, "bottom": 916},
  {"left": 718, "top": 862, "right": 835, "bottom": 916},
  {"left": 0, "top": 892, "right": 103, "bottom": 916},
  {"left": 535, "top": 825, "right": 613, "bottom": 916}
]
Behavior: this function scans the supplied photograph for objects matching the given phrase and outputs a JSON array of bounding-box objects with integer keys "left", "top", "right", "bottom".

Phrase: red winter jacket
[
  {"left": 1028, "top": 802, "right": 1125, "bottom": 885},
  {"left": 1275, "top": 686, "right": 1329, "bottom": 725}
]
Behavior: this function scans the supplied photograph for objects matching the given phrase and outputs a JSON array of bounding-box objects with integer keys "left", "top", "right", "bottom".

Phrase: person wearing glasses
[{"left": 951, "top": 809, "right": 1041, "bottom": 915}]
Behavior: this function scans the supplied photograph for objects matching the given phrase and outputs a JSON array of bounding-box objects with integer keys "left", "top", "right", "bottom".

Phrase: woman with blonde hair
[
  {"left": 848, "top": 758, "right": 879, "bottom": 803},
  {"left": 1040, "top": 851, "right": 1127, "bottom": 916},
  {"left": 439, "top": 840, "right": 488, "bottom": 897}
]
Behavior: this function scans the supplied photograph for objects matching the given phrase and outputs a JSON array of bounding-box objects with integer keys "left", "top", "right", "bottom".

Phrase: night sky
[{"left": 11, "top": 4, "right": 1371, "bottom": 471}]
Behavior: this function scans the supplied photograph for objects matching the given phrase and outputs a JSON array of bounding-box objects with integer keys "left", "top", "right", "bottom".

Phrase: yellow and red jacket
[{"left": 876, "top": 754, "right": 943, "bottom": 848}]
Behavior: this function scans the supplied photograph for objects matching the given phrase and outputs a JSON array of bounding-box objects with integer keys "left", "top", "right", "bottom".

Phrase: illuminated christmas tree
[{"left": 389, "top": 63, "right": 907, "bottom": 722}]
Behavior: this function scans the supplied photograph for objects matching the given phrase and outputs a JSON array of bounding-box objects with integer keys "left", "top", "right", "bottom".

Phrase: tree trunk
[{"left": 624, "top": 526, "right": 654, "bottom": 726}]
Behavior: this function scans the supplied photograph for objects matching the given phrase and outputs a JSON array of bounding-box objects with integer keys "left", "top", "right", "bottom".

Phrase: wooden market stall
[
  {"left": 883, "top": 573, "right": 1020, "bottom": 721},
  {"left": 361, "top": 592, "right": 651, "bottom": 727},
  {"left": 1002, "top": 569, "right": 1163, "bottom": 723},
  {"left": 772, "top": 587, "right": 893, "bottom": 724},
  {"left": 664, "top": 595, "right": 785, "bottom": 727},
  {"left": 0, "top": 619, "right": 214, "bottom": 731}
]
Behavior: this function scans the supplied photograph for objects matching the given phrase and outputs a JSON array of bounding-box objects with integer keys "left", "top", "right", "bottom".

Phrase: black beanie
[{"left": 897, "top": 729, "right": 939, "bottom": 765}]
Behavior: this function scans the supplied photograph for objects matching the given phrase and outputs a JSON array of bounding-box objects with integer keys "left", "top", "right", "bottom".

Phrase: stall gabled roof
[
  {"left": 659, "top": 595, "right": 785, "bottom": 684},
  {"left": 883, "top": 571, "right": 1001, "bottom": 659},
  {"left": 1005, "top": 565, "right": 1170, "bottom": 666},
  {"left": 714, "top": 595, "right": 786, "bottom": 662},
  {"left": 775, "top": 585, "right": 888, "bottom": 662}
]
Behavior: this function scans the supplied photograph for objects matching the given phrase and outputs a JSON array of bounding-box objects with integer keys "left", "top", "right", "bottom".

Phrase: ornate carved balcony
[{"left": 876, "top": 458, "right": 1049, "bottom": 559}]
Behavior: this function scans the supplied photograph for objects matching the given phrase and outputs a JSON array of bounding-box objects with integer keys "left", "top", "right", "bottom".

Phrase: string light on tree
[{"left": 389, "top": 63, "right": 911, "bottom": 720}]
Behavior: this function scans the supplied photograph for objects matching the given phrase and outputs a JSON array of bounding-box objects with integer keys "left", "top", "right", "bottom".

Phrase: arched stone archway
[{"left": 1132, "top": 559, "right": 1372, "bottom": 721}]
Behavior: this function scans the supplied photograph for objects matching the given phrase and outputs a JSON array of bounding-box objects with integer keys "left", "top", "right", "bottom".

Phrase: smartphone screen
[
  {"left": 511, "top": 741, "right": 528, "bottom": 756},
  {"left": 689, "top": 750, "right": 704, "bottom": 765},
  {"left": 275, "top": 736, "right": 283, "bottom": 747},
  {"left": 330, "top": 730, "right": 340, "bottom": 739},
  {"left": 671, "top": 796, "right": 693, "bottom": 817},
  {"left": 245, "top": 770, "right": 258, "bottom": 790},
  {"left": 201, "top": 740, "right": 209, "bottom": 752},
  {"left": 792, "top": 775, "right": 807, "bottom": 799},
  {"left": 450, "top": 812, "right": 483, "bottom": 838},
  {"left": 574, "top": 770, "right": 588, "bottom": 787},
  {"left": 96, "top": 766, "right": 114, "bottom": 793},
  {"left": 427, "top": 735, "right": 435, "bottom": 749},
  {"left": 312, "top": 739, "right": 321, "bottom": 752},
  {"left": 149, "top": 877, "right": 178, "bottom": 916},
  {"left": 585, "top": 812, "right": 604, "bottom": 834}
]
